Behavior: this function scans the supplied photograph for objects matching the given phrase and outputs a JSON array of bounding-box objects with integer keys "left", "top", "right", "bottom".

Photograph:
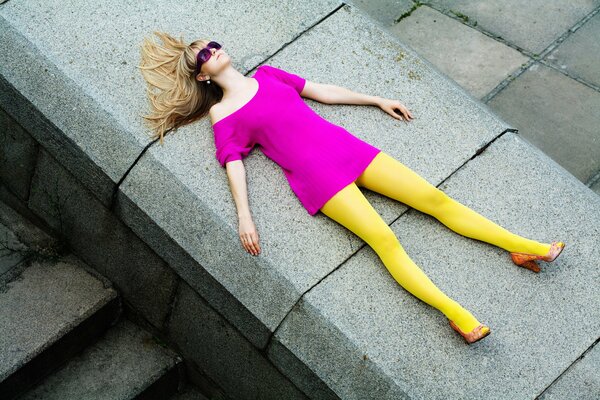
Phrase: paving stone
[
  {"left": 487, "top": 62, "right": 600, "bottom": 184},
  {"left": 390, "top": 5, "right": 529, "bottom": 99},
  {"left": 272, "top": 132, "right": 600, "bottom": 399},
  {"left": 170, "top": 385, "right": 210, "bottom": 400},
  {"left": 427, "top": 0, "right": 600, "bottom": 54},
  {"left": 545, "top": 10, "right": 600, "bottom": 87}
]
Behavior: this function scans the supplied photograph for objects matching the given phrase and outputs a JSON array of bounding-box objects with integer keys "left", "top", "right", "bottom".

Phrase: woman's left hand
[{"left": 378, "top": 98, "right": 414, "bottom": 122}]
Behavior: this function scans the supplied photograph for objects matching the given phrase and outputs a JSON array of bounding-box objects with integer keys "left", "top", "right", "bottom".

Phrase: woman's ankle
[{"left": 444, "top": 302, "right": 481, "bottom": 332}]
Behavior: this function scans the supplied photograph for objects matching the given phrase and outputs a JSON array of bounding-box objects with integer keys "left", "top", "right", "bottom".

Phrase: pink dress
[{"left": 212, "top": 64, "right": 382, "bottom": 216}]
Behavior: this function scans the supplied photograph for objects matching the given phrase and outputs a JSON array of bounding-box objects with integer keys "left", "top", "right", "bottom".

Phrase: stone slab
[
  {"left": 545, "top": 10, "right": 600, "bottom": 87},
  {"left": 272, "top": 132, "right": 600, "bottom": 398},
  {"left": 0, "top": 0, "right": 340, "bottom": 206},
  {"left": 487, "top": 62, "right": 600, "bottom": 184},
  {"left": 118, "top": 3, "right": 511, "bottom": 350},
  {"left": 19, "top": 319, "right": 182, "bottom": 400},
  {"left": 540, "top": 343, "right": 600, "bottom": 399},
  {"left": 426, "top": 0, "right": 600, "bottom": 54},
  {"left": 390, "top": 5, "right": 529, "bottom": 99}
]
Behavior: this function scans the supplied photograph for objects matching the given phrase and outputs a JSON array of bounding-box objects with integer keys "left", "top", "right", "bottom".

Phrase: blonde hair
[{"left": 138, "top": 31, "right": 223, "bottom": 145}]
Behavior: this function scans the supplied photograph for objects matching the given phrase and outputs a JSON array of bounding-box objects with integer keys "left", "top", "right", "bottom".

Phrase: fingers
[
  {"left": 386, "top": 100, "right": 414, "bottom": 122},
  {"left": 242, "top": 232, "right": 261, "bottom": 255}
]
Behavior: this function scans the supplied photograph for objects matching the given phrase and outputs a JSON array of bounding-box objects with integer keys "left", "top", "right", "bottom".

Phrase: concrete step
[
  {"left": 0, "top": 251, "right": 119, "bottom": 399},
  {"left": 18, "top": 318, "right": 184, "bottom": 400},
  {"left": 0, "top": 199, "right": 186, "bottom": 399}
]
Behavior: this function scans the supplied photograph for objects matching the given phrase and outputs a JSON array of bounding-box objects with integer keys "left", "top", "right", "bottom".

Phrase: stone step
[
  {"left": 18, "top": 318, "right": 184, "bottom": 400},
  {"left": 0, "top": 252, "right": 119, "bottom": 399}
]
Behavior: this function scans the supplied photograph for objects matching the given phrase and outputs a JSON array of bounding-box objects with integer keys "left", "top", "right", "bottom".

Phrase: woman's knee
[
  {"left": 368, "top": 225, "right": 401, "bottom": 254},
  {"left": 421, "top": 186, "right": 451, "bottom": 215}
]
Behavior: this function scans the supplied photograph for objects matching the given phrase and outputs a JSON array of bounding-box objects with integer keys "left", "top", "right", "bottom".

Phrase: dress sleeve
[
  {"left": 213, "top": 123, "right": 254, "bottom": 168},
  {"left": 261, "top": 64, "right": 306, "bottom": 94}
]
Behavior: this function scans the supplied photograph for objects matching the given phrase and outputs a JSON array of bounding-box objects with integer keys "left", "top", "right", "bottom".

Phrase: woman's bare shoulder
[{"left": 209, "top": 102, "right": 226, "bottom": 125}]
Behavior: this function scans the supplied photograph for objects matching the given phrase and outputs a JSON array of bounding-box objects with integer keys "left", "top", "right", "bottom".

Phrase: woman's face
[{"left": 194, "top": 40, "right": 228, "bottom": 80}]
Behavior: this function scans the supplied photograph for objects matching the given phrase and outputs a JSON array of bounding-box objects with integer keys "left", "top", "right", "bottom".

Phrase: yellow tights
[{"left": 320, "top": 152, "right": 552, "bottom": 333}]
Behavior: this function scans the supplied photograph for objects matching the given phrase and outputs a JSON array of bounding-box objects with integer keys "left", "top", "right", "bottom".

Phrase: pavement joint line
[
  {"left": 535, "top": 335, "right": 600, "bottom": 399},
  {"left": 538, "top": 58, "right": 600, "bottom": 92},
  {"left": 480, "top": 59, "right": 536, "bottom": 104},
  {"left": 110, "top": 3, "right": 346, "bottom": 212},
  {"left": 420, "top": 3, "right": 600, "bottom": 102},
  {"left": 393, "top": 0, "right": 424, "bottom": 23}
]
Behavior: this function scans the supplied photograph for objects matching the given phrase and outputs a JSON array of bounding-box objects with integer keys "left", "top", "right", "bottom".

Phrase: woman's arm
[
  {"left": 302, "top": 81, "right": 414, "bottom": 121},
  {"left": 301, "top": 81, "right": 382, "bottom": 106},
  {"left": 225, "top": 160, "right": 261, "bottom": 255}
]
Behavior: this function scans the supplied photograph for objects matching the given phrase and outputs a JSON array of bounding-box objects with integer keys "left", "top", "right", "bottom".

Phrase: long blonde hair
[{"left": 138, "top": 31, "right": 224, "bottom": 145}]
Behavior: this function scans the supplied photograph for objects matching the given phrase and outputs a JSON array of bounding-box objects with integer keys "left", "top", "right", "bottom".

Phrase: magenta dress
[{"left": 212, "top": 64, "right": 382, "bottom": 216}]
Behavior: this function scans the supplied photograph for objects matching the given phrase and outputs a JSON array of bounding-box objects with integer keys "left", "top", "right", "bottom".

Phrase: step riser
[{"left": 0, "top": 296, "right": 121, "bottom": 400}]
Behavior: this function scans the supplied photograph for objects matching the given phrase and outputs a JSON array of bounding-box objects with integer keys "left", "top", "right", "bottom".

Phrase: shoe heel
[{"left": 519, "top": 260, "right": 540, "bottom": 273}]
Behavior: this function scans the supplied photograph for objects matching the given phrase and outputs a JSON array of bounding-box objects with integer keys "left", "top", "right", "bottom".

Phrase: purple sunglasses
[{"left": 195, "top": 41, "right": 221, "bottom": 77}]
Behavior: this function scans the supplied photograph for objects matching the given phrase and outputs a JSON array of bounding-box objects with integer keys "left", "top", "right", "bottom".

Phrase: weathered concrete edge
[{"left": 0, "top": 16, "right": 147, "bottom": 208}]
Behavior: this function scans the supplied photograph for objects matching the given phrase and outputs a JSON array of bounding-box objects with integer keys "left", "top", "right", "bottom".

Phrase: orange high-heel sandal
[
  {"left": 510, "top": 241, "right": 566, "bottom": 273},
  {"left": 449, "top": 320, "right": 491, "bottom": 344}
]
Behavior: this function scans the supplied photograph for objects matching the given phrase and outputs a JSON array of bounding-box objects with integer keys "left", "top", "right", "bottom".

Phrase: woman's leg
[
  {"left": 355, "top": 152, "right": 551, "bottom": 255},
  {"left": 320, "top": 182, "right": 485, "bottom": 333}
]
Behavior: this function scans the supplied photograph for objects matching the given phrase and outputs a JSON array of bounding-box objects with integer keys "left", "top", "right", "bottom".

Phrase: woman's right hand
[{"left": 238, "top": 215, "right": 261, "bottom": 256}]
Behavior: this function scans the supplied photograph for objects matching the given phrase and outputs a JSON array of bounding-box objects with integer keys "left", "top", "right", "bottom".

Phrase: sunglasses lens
[
  {"left": 199, "top": 49, "right": 212, "bottom": 62},
  {"left": 208, "top": 41, "right": 221, "bottom": 49}
]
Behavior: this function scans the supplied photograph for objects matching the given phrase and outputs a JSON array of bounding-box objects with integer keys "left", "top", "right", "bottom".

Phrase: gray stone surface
[
  {"left": 0, "top": 220, "right": 28, "bottom": 276},
  {"left": 344, "top": 0, "right": 415, "bottom": 27},
  {"left": 0, "top": 19, "right": 138, "bottom": 209},
  {"left": 0, "top": 255, "right": 117, "bottom": 381},
  {"left": 487, "top": 62, "right": 600, "bottom": 184},
  {"left": 0, "top": 107, "right": 38, "bottom": 202},
  {"left": 540, "top": 343, "right": 600, "bottom": 399},
  {"left": 20, "top": 319, "right": 182, "bottom": 400},
  {"left": 426, "top": 0, "right": 600, "bottom": 54},
  {"left": 272, "top": 132, "right": 600, "bottom": 399},
  {"left": 28, "top": 148, "right": 177, "bottom": 329},
  {"left": 591, "top": 177, "right": 600, "bottom": 195},
  {"left": 545, "top": 10, "right": 600, "bottom": 87},
  {"left": 390, "top": 5, "right": 529, "bottom": 99},
  {"left": 0, "top": 200, "right": 59, "bottom": 279},
  {"left": 167, "top": 281, "right": 307, "bottom": 400},
  {"left": 0, "top": 0, "right": 340, "bottom": 206},
  {"left": 118, "top": 3, "right": 511, "bottom": 350}
]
